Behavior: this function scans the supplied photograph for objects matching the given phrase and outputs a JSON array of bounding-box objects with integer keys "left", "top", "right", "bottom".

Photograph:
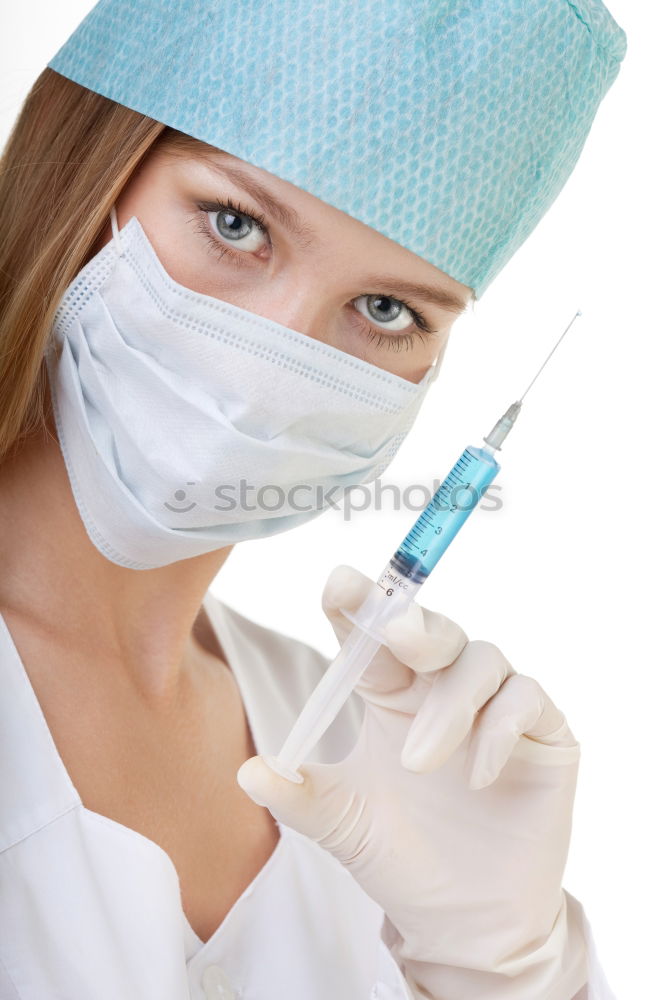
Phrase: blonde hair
[{"left": 0, "top": 69, "right": 179, "bottom": 464}]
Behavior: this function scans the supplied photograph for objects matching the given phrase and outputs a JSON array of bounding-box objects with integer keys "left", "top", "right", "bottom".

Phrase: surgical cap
[{"left": 47, "top": 0, "right": 627, "bottom": 298}]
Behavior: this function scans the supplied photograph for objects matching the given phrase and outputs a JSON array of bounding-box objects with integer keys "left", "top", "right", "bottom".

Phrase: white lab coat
[{"left": 0, "top": 590, "right": 617, "bottom": 1000}]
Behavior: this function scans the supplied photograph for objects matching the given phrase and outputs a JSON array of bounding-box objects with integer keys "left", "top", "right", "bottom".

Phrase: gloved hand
[{"left": 237, "top": 565, "right": 588, "bottom": 1000}]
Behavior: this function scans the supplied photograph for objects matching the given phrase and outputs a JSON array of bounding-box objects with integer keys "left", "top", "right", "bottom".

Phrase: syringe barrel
[
  {"left": 341, "top": 445, "right": 500, "bottom": 640},
  {"left": 392, "top": 445, "right": 500, "bottom": 582}
]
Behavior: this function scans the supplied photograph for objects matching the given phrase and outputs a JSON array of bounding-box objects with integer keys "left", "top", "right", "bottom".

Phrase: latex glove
[{"left": 237, "top": 566, "right": 588, "bottom": 1000}]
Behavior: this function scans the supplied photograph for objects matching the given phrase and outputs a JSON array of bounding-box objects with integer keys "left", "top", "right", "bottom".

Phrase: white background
[{"left": 1, "top": 3, "right": 663, "bottom": 996}]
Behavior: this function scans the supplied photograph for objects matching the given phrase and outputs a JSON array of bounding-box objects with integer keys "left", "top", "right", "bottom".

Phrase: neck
[{"left": 0, "top": 397, "right": 234, "bottom": 704}]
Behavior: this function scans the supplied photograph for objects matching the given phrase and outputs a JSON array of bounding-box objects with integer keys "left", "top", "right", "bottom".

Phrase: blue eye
[
  {"left": 353, "top": 294, "right": 414, "bottom": 332},
  {"left": 197, "top": 199, "right": 269, "bottom": 257},
  {"left": 207, "top": 205, "right": 267, "bottom": 252}
]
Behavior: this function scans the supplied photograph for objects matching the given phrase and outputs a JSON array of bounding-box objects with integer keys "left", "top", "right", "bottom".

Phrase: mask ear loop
[
  {"left": 110, "top": 204, "right": 124, "bottom": 258},
  {"left": 422, "top": 343, "right": 445, "bottom": 387}
]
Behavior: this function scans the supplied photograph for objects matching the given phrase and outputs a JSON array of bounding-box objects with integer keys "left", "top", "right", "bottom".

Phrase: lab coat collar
[{"left": 0, "top": 609, "right": 80, "bottom": 853}]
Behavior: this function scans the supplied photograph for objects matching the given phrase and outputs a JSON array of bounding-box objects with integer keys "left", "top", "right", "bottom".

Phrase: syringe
[{"left": 269, "top": 311, "right": 582, "bottom": 782}]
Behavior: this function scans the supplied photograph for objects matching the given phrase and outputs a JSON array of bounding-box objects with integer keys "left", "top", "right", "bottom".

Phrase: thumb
[
  {"left": 321, "top": 563, "right": 375, "bottom": 645},
  {"left": 236, "top": 755, "right": 347, "bottom": 844}
]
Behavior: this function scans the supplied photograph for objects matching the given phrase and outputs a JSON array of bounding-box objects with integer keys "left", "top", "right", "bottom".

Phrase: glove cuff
[{"left": 380, "top": 888, "right": 588, "bottom": 1000}]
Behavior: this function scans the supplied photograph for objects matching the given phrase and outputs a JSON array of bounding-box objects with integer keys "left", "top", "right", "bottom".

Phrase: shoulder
[{"left": 219, "top": 598, "right": 333, "bottom": 674}]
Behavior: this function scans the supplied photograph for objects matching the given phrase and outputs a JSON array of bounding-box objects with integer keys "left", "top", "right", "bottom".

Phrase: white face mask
[{"left": 45, "top": 208, "right": 440, "bottom": 570}]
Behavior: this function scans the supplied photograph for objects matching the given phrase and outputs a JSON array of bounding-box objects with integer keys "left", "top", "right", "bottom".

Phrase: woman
[{"left": 0, "top": 1, "right": 627, "bottom": 998}]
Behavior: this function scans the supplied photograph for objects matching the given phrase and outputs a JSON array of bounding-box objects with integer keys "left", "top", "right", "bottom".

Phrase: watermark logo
[{"left": 162, "top": 479, "right": 503, "bottom": 521}]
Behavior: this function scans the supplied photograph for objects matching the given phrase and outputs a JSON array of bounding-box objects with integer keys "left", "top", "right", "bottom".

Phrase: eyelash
[{"left": 193, "top": 197, "right": 435, "bottom": 352}]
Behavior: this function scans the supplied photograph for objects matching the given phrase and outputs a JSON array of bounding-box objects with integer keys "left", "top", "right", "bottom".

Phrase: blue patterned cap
[{"left": 47, "top": 0, "right": 626, "bottom": 298}]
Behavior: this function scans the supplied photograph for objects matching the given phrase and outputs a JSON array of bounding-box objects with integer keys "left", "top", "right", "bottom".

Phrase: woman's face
[{"left": 108, "top": 141, "right": 473, "bottom": 383}]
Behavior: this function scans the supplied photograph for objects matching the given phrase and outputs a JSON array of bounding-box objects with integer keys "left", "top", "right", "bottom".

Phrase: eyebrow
[
  {"left": 356, "top": 275, "right": 469, "bottom": 315},
  {"left": 201, "top": 156, "right": 470, "bottom": 315},
  {"left": 202, "top": 156, "right": 319, "bottom": 248}
]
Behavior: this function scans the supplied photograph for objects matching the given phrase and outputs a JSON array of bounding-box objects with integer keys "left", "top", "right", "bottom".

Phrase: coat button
[{"left": 201, "top": 964, "right": 238, "bottom": 999}]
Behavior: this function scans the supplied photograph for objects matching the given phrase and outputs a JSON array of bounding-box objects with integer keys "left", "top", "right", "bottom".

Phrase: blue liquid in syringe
[{"left": 389, "top": 445, "right": 500, "bottom": 585}]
